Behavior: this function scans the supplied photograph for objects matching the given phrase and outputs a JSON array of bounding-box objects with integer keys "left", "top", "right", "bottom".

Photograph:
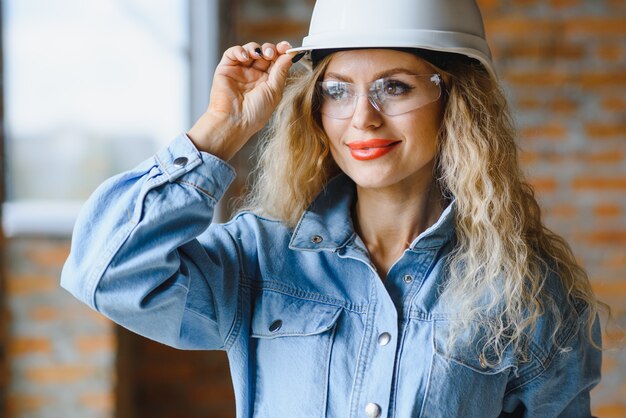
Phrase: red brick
[
  {"left": 78, "top": 306, "right": 114, "bottom": 326},
  {"left": 528, "top": 177, "right": 558, "bottom": 193},
  {"left": 549, "top": 204, "right": 578, "bottom": 219},
  {"left": 585, "top": 123, "right": 626, "bottom": 139},
  {"left": 486, "top": 19, "right": 555, "bottom": 36},
  {"left": 597, "top": 44, "right": 624, "bottom": 62},
  {"left": 572, "top": 177, "right": 626, "bottom": 191},
  {"left": 578, "top": 230, "right": 626, "bottom": 245},
  {"left": 550, "top": 0, "right": 581, "bottom": 8},
  {"left": 511, "top": 0, "right": 538, "bottom": 6},
  {"left": 593, "top": 203, "right": 622, "bottom": 218},
  {"left": 517, "top": 97, "right": 542, "bottom": 110},
  {"left": 564, "top": 18, "right": 626, "bottom": 36},
  {"left": 76, "top": 335, "right": 115, "bottom": 354},
  {"left": 601, "top": 97, "right": 626, "bottom": 112},
  {"left": 25, "top": 243, "right": 70, "bottom": 269},
  {"left": 521, "top": 123, "right": 567, "bottom": 141},
  {"left": 592, "top": 404, "right": 626, "bottom": 418},
  {"left": 476, "top": 0, "right": 499, "bottom": 12},
  {"left": 506, "top": 71, "right": 571, "bottom": 87},
  {"left": 79, "top": 391, "right": 114, "bottom": 412},
  {"left": 28, "top": 306, "right": 59, "bottom": 322},
  {"left": 581, "top": 150, "right": 624, "bottom": 165},
  {"left": 506, "top": 71, "right": 626, "bottom": 89},
  {"left": 25, "top": 365, "right": 96, "bottom": 383},
  {"left": 500, "top": 42, "right": 585, "bottom": 60},
  {"left": 605, "top": 253, "right": 626, "bottom": 270},
  {"left": 580, "top": 72, "right": 626, "bottom": 89},
  {"left": 550, "top": 97, "right": 578, "bottom": 113},
  {"left": 6, "top": 393, "right": 52, "bottom": 415},
  {"left": 519, "top": 150, "right": 540, "bottom": 165},
  {"left": 9, "top": 337, "right": 52, "bottom": 357},
  {"left": 6, "top": 274, "right": 57, "bottom": 296},
  {"left": 591, "top": 280, "right": 626, "bottom": 297},
  {"left": 601, "top": 354, "right": 619, "bottom": 373}
]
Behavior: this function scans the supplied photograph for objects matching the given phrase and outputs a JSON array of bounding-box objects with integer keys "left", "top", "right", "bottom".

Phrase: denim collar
[{"left": 289, "top": 174, "right": 456, "bottom": 252}]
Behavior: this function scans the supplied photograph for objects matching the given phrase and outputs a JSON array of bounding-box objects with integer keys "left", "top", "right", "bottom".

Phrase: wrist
[{"left": 187, "top": 112, "right": 245, "bottom": 161}]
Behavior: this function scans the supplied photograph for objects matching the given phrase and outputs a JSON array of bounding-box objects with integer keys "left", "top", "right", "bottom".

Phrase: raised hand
[{"left": 188, "top": 41, "right": 295, "bottom": 160}]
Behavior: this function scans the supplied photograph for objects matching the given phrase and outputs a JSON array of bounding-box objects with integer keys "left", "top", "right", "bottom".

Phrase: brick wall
[
  {"left": 1, "top": 1, "right": 624, "bottom": 418},
  {"left": 3, "top": 239, "right": 116, "bottom": 418},
  {"left": 479, "top": 1, "right": 626, "bottom": 416}
]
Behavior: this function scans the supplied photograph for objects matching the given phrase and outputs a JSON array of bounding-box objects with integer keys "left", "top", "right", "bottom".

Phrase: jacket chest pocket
[
  {"left": 249, "top": 290, "right": 342, "bottom": 418},
  {"left": 421, "top": 320, "right": 518, "bottom": 418}
]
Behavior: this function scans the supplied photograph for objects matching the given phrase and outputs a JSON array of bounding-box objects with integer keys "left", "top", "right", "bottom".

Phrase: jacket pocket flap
[{"left": 251, "top": 291, "right": 342, "bottom": 338}]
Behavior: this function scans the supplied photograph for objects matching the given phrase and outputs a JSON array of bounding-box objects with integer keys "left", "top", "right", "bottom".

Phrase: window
[{"left": 2, "top": 0, "right": 218, "bottom": 236}]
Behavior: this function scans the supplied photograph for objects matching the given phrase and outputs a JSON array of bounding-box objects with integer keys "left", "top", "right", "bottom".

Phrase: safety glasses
[{"left": 317, "top": 73, "right": 442, "bottom": 119}]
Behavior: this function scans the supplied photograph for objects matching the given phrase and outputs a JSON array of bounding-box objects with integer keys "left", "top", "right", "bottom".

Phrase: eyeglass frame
[{"left": 315, "top": 73, "right": 444, "bottom": 120}]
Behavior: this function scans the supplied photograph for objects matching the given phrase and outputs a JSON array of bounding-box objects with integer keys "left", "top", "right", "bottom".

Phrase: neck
[{"left": 353, "top": 176, "right": 446, "bottom": 277}]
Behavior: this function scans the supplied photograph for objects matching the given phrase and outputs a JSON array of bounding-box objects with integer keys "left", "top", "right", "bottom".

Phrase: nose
[{"left": 351, "top": 94, "right": 383, "bottom": 131}]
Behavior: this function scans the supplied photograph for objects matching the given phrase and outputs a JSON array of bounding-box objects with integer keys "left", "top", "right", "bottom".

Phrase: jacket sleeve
[
  {"left": 501, "top": 306, "right": 602, "bottom": 418},
  {"left": 61, "top": 133, "right": 241, "bottom": 350}
]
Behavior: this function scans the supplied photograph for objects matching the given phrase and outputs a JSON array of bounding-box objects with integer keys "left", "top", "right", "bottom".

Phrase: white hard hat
[{"left": 287, "top": 0, "right": 496, "bottom": 80}]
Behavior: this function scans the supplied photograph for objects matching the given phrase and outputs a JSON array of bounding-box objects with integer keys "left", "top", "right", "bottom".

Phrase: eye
[
  {"left": 380, "top": 79, "right": 413, "bottom": 96},
  {"left": 320, "top": 81, "right": 351, "bottom": 101}
]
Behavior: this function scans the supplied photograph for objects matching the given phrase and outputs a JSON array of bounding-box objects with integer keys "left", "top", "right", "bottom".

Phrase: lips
[{"left": 346, "top": 139, "right": 401, "bottom": 161}]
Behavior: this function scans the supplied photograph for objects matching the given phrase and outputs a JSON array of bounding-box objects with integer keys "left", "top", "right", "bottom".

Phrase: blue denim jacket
[{"left": 61, "top": 134, "right": 601, "bottom": 418}]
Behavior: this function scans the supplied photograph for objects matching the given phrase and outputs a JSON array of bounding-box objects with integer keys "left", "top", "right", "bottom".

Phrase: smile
[{"left": 346, "top": 139, "right": 401, "bottom": 161}]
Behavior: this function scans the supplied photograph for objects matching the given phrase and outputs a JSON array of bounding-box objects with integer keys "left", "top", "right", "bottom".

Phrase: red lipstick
[{"left": 346, "top": 139, "right": 401, "bottom": 161}]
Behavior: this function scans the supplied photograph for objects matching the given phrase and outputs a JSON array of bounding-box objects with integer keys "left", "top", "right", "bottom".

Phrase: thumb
[{"left": 267, "top": 53, "right": 294, "bottom": 92}]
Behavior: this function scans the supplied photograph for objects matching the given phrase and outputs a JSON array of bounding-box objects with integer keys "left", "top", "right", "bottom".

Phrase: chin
[{"left": 343, "top": 167, "right": 400, "bottom": 190}]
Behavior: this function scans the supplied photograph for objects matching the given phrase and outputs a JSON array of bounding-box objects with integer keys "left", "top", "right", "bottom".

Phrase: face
[{"left": 320, "top": 49, "right": 445, "bottom": 191}]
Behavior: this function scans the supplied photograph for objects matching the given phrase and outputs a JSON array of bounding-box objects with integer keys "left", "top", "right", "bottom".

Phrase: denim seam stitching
[
  {"left": 240, "top": 279, "right": 367, "bottom": 314},
  {"left": 222, "top": 228, "right": 247, "bottom": 351},
  {"left": 175, "top": 179, "right": 217, "bottom": 202}
]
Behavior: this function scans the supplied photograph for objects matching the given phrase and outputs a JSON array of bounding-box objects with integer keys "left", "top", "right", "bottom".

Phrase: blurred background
[{"left": 0, "top": 0, "right": 624, "bottom": 417}]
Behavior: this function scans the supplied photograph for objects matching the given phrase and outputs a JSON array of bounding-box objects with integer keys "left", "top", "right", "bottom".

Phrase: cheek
[
  {"left": 406, "top": 107, "right": 444, "bottom": 145},
  {"left": 321, "top": 116, "right": 346, "bottom": 149}
]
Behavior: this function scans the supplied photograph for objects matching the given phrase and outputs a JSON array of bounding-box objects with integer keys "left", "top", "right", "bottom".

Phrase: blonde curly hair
[{"left": 243, "top": 51, "right": 604, "bottom": 362}]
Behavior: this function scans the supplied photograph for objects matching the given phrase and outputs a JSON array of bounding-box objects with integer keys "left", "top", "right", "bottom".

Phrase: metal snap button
[
  {"left": 311, "top": 235, "right": 323, "bottom": 244},
  {"left": 377, "top": 332, "right": 391, "bottom": 346},
  {"left": 403, "top": 274, "right": 413, "bottom": 284},
  {"left": 173, "top": 156, "right": 188, "bottom": 167},
  {"left": 365, "top": 402, "right": 382, "bottom": 418},
  {"left": 269, "top": 319, "right": 283, "bottom": 333}
]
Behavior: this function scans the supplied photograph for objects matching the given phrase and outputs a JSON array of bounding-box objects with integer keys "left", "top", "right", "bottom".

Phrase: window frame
[{"left": 1, "top": 0, "right": 222, "bottom": 237}]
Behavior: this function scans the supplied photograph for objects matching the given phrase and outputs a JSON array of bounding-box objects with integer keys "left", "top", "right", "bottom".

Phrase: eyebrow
[{"left": 324, "top": 67, "right": 425, "bottom": 82}]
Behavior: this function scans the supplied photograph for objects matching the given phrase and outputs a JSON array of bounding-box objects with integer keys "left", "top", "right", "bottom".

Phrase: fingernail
[
  {"left": 254, "top": 47, "right": 263, "bottom": 57},
  {"left": 242, "top": 50, "right": 249, "bottom": 60},
  {"left": 264, "top": 48, "right": 274, "bottom": 58},
  {"left": 291, "top": 52, "right": 305, "bottom": 64}
]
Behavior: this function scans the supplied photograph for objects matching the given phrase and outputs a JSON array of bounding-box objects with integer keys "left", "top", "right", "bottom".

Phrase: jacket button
[
  {"left": 365, "top": 402, "right": 382, "bottom": 418},
  {"left": 403, "top": 274, "right": 413, "bottom": 284},
  {"left": 269, "top": 319, "right": 283, "bottom": 333},
  {"left": 377, "top": 332, "right": 391, "bottom": 346},
  {"left": 173, "top": 156, "right": 188, "bottom": 167},
  {"left": 311, "top": 235, "right": 323, "bottom": 244}
]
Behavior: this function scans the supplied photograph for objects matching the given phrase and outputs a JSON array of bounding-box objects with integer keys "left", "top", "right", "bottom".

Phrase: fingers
[
  {"left": 221, "top": 45, "right": 251, "bottom": 64},
  {"left": 267, "top": 42, "right": 296, "bottom": 90},
  {"left": 220, "top": 41, "right": 293, "bottom": 68}
]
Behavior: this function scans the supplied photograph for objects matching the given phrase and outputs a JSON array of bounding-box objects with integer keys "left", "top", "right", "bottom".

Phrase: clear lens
[{"left": 318, "top": 74, "right": 442, "bottom": 119}]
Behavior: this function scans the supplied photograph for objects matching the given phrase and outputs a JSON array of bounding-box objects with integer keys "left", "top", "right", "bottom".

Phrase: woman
[{"left": 62, "top": 0, "right": 603, "bottom": 416}]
